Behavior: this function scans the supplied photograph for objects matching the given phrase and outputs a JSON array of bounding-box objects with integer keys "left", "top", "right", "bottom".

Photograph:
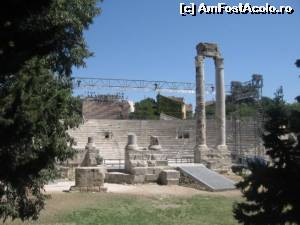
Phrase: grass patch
[{"left": 5, "top": 193, "right": 239, "bottom": 225}]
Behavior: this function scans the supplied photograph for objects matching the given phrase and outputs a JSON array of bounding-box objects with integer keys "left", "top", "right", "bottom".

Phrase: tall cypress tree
[{"left": 233, "top": 90, "right": 300, "bottom": 225}]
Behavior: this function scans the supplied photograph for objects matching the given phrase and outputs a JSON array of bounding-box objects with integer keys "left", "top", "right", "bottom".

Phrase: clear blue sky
[{"left": 73, "top": 0, "right": 300, "bottom": 105}]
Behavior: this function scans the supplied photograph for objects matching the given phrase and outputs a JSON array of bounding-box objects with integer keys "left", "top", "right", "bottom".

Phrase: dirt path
[{"left": 45, "top": 181, "right": 241, "bottom": 197}]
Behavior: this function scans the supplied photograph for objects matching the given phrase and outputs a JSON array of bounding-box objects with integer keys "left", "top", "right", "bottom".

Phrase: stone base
[
  {"left": 72, "top": 166, "right": 107, "bottom": 192},
  {"left": 106, "top": 166, "right": 173, "bottom": 184},
  {"left": 194, "top": 145, "right": 231, "bottom": 172},
  {"left": 158, "top": 170, "right": 180, "bottom": 185},
  {"left": 194, "top": 145, "right": 210, "bottom": 164},
  {"left": 209, "top": 145, "right": 232, "bottom": 172}
]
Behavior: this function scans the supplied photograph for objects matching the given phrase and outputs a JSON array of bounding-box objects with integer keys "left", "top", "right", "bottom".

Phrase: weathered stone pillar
[
  {"left": 214, "top": 57, "right": 226, "bottom": 147},
  {"left": 81, "top": 137, "right": 97, "bottom": 167},
  {"left": 194, "top": 55, "right": 209, "bottom": 163},
  {"left": 125, "top": 133, "right": 139, "bottom": 172},
  {"left": 127, "top": 133, "right": 138, "bottom": 150},
  {"left": 87, "top": 137, "right": 95, "bottom": 147}
]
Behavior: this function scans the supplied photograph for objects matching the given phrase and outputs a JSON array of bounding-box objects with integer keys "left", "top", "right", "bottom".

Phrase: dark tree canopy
[
  {"left": 233, "top": 91, "right": 300, "bottom": 225},
  {"left": 295, "top": 59, "right": 300, "bottom": 68},
  {"left": 0, "top": 0, "right": 100, "bottom": 77},
  {"left": 0, "top": 0, "right": 101, "bottom": 221}
]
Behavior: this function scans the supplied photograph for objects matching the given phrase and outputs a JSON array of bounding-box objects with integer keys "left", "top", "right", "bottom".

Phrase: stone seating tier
[{"left": 67, "top": 119, "right": 259, "bottom": 165}]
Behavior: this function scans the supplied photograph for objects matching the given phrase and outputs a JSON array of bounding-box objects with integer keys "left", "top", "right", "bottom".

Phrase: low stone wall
[{"left": 105, "top": 172, "right": 132, "bottom": 184}]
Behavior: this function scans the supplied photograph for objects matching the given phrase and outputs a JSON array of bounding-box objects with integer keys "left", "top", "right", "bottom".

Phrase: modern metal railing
[
  {"left": 103, "top": 157, "right": 194, "bottom": 169},
  {"left": 167, "top": 157, "right": 194, "bottom": 164},
  {"left": 103, "top": 159, "right": 125, "bottom": 169}
]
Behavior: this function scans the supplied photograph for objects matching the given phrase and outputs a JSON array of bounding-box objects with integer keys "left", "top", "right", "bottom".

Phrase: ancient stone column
[
  {"left": 214, "top": 57, "right": 226, "bottom": 147},
  {"left": 126, "top": 133, "right": 139, "bottom": 150},
  {"left": 125, "top": 133, "right": 139, "bottom": 172},
  {"left": 87, "top": 136, "right": 95, "bottom": 147},
  {"left": 194, "top": 55, "right": 209, "bottom": 163}
]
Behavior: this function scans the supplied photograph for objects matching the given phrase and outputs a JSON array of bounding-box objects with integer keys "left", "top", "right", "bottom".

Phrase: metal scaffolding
[
  {"left": 73, "top": 77, "right": 199, "bottom": 94},
  {"left": 72, "top": 77, "right": 222, "bottom": 95}
]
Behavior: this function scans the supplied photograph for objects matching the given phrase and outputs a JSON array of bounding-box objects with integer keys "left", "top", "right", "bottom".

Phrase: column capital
[
  {"left": 214, "top": 57, "right": 224, "bottom": 69},
  {"left": 195, "top": 55, "right": 205, "bottom": 67}
]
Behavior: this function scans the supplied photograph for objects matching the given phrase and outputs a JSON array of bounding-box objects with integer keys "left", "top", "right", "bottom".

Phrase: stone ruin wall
[{"left": 67, "top": 118, "right": 263, "bottom": 166}]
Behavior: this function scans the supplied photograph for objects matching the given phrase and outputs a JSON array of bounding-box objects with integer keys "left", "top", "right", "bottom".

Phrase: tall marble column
[
  {"left": 194, "top": 55, "right": 209, "bottom": 163},
  {"left": 215, "top": 57, "right": 226, "bottom": 147}
]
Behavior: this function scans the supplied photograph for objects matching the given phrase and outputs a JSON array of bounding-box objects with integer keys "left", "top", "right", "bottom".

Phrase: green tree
[
  {"left": 0, "top": 59, "right": 82, "bottom": 221},
  {"left": 0, "top": 0, "right": 100, "bottom": 221},
  {"left": 130, "top": 98, "right": 159, "bottom": 120},
  {"left": 0, "top": 0, "right": 100, "bottom": 77},
  {"left": 157, "top": 94, "right": 183, "bottom": 119},
  {"left": 233, "top": 91, "right": 300, "bottom": 225}
]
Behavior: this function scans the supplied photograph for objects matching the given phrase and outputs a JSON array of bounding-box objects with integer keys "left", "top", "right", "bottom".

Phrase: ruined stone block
[
  {"left": 105, "top": 172, "right": 132, "bottom": 184},
  {"left": 129, "top": 160, "right": 147, "bottom": 168},
  {"left": 163, "top": 179, "right": 179, "bottom": 185},
  {"left": 75, "top": 166, "right": 106, "bottom": 187},
  {"left": 145, "top": 174, "right": 159, "bottom": 182},
  {"left": 131, "top": 175, "right": 145, "bottom": 184},
  {"left": 159, "top": 170, "right": 180, "bottom": 185},
  {"left": 130, "top": 167, "right": 148, "bottom": 175},
  {"left": 147, "top": 160, "right": 156, "bottom": 167},
  {"left": 155, "top": 160, "right": 168, "bottom": 166},
  {"left": 196, "top": 42, "right": 220, "bottom": 58},
  {"left": 147, "top": 167, "right": 163, "bottom": 176},
  {"left": 150, "top": 153, "right": 165, "bottom": 160},
  {"left": 148, "top": 136, "right": 162, "bottom": 150}
]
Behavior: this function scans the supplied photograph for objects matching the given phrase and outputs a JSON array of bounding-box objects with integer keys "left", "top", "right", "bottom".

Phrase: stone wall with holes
[{"left": 67, "top": 118, "right": 264, "bottom": 165}]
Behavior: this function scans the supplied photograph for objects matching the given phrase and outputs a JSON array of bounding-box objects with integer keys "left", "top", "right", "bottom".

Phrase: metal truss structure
[
  {"left": 72, "top": 77, "right": 217, "bottom": 95},
  {"left": 230, "top": 74, "right": 263, "bottom": 102}
]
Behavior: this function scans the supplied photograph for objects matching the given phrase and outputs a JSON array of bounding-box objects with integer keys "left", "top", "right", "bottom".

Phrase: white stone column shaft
[
  {"left": 195, "top": 55, "right": 207, "bottom": 146},
  {"left": 215, "top": 57, "right": 226, "bottom": 146}
]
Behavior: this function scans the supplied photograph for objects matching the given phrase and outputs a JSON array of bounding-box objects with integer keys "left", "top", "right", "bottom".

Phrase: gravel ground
[{"left": 44, "top": 181, "right": 241, "bottom": 197}]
